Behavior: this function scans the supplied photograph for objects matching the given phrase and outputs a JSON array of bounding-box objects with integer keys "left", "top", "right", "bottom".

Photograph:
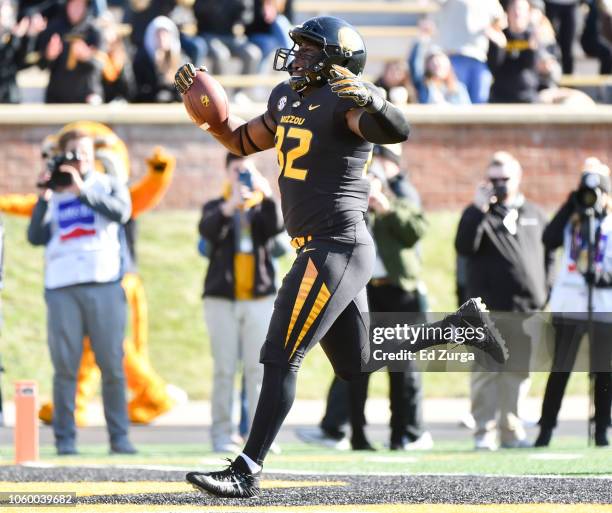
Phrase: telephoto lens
[{"left": 576, "top": 172, "right": 604, "bottom": 210}]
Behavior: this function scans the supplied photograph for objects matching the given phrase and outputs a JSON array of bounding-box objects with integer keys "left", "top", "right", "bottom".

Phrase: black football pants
[{"left": 244, "top": 221, "right": 375, "bottom": 464}]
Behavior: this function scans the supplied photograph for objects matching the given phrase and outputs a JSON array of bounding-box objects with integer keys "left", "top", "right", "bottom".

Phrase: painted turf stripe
[
  {"left": 258, "top": 468, "right": 612, "bottom": 480},
  {"left": 11, "top": 504, "right": 612, "bottom": 513},
  {"left": 15, "top": 462, "right": 612, "bottom": 479},
  {"left": 529, "top": 453, "right": 583, "bottom": 460},
  {"left": 0, "top": 480, "right": 347, "bottom": 495}
]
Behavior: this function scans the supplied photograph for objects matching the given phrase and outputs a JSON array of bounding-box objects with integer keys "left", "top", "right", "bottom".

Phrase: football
[{"left": 182, "top": 69, "right": 229, "bottom": 132}]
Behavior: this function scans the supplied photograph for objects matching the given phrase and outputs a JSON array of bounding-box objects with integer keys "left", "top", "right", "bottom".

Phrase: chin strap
[{"left": 290, "top": 76, "right": 309, "bottom": 92}]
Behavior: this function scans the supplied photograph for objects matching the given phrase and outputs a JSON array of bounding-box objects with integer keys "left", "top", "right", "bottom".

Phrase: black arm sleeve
[{"left": 358, "top": 94, "right": 410, "bottom": 144}]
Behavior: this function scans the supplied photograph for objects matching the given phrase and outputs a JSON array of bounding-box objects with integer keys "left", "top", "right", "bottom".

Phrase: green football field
[
  {"left": 2, "top": 438, "right": 610, "bottom": 477},
  {"left": 1, "top": 438, "right": 610, "bottom": 512}
]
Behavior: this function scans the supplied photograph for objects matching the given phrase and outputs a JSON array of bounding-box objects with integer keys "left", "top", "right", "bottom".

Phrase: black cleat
[
  {"left": 445, "top": 297, "right": 509, "bottom": 363},
  {"left": 186, "top": 457, "right": 260, "bottom": 498}
]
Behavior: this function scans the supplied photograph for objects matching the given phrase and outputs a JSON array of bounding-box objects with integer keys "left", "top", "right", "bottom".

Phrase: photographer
[
  {"left": 27, "top": 129, "right": 134, "bottom": 455},
  {"left": 199, "top": 153, "right": 283, "bottom": 453},
  {"left": 455, "top": 152, "right": 553, "bottom": 450},
  {"left": 536, "top": 158, "right": 612, "bottom": 448}
]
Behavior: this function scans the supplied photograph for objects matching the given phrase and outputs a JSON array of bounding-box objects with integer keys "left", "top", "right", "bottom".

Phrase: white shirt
[
  {"left": 44, "top": 173, "right": 123, "bottom": 289},
  {"left": 548, "top": 214, "right": 612, "bottom": 319}
]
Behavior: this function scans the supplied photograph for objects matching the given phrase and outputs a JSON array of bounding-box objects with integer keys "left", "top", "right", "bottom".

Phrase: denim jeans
[{"left": 449, "top": 55, "right": 492, "bottom": 104}]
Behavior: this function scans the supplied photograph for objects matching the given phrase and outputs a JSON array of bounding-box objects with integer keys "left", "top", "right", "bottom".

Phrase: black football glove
[
  {"left": 329, "top": 64, "right": 377, "bottom": 108},
  {"left": 174, "top": 63, "right": 208, "bottom": 95}
]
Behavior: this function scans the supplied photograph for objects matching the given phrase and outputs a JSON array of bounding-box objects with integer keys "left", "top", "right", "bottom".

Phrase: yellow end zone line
[
  {"left": 8, "top": 503, "right": 612, "bottom": 513},
  {"left": 0, "top": 480, "right": 347, "bottom": 495}
]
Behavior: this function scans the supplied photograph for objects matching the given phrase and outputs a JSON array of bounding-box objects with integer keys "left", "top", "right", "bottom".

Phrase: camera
[
  {"left": 575, "top": 172, "right": 610, "bottom": 211},
  {"left": 238, "top": 169, "right": 253, "bottom": 190},
  {"left": 37, "top": 151, "right": 82, "bottom": 190}
]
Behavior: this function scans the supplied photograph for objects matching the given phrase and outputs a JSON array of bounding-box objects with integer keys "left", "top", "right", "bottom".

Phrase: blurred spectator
[
  {"left": 132, "top": 15, "right": 182, "bottom": 102},
  {"left": 125, "top": 0, "right": 207, "bottom": 67},
  {"left": 246, "top": 0, "right": 292, "bottom": 70},
  {"left": 537, "top": 49, "right": 597, "bottom": 104},
  {"left": 373, "top": 144, "right": 422, "bottom": 205},
  {"left": 581, "top": 0, "right": 612, "bottom": 74},
  {"left": 487, "top": 0, "right": 541, "bottom": 103},
  {"left": 374, "top": 60, "right": 417, "bottom": 105},
  {"left": 520, "top": 1, "right": 588, "bottom": 105},
  {"left": 38, "top": 0, "right": 106, "bottom": 104},
  {"left": 537, "top": 48, "right": 562, "bottom": 90},
  {"left": 455, "top": 152, "right": 553, "bottom": 450},
  {"left": 536, "top": 158, "right": 611, "bottom": 448},
  {"left": 27, "top": 129, "right": 134, "bottom": 455},
  {"left": 432, "top": 0, "right": 505, "bottom": 103},
  {"left": 282, "top": 0, "right": 293, "bottom": 22},
  {"left": 529, "top": 0, "right": 559, "bottom": 51},
  {"left": 99, "top": 14, "right": 135, "bottom": 102},
  {"left": 18, "top": 0, "right": 61, "bottom": 21},
  {"left": 544, "top": 0, "right": 578, "bottom": 74},
  {"left": 199, "top": 153, "right": 283, "bottom": 453},
  {"left": 193, "top": 0, "right": 261, "bottom": 77},
  {"left": 409, "top": 30, "right": 472, "bottom": 105},
  {"left": 1, "top": 0, "right": 46, "bottom": 103}
]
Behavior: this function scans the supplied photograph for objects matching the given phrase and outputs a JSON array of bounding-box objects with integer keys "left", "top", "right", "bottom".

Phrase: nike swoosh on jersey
[
  {"left": 302, "top": 248, "right": 316, "bottom": 253},
  {"left": 308, "top": 104, "right": 320, "bottom": 111}
]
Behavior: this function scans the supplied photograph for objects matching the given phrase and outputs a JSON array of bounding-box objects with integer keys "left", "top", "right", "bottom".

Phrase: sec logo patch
[{"left": 277, "top": 96, "right": 287, "bottom": 111}]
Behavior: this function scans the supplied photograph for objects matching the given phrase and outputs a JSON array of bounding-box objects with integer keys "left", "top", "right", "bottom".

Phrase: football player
[{"left": 175, "top": 16, "right": 507, "bottom": 498}]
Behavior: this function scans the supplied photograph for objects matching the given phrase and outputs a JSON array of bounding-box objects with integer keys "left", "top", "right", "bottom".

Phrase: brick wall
[
  {"left": 1, "top": 108, "right": 611, "bottom": 211},
  {"left": 406, "top": 124, "right": 612, "bottom": 210}
]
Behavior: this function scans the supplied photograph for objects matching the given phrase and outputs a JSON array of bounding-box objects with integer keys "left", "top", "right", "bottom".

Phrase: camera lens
[
  {"left": 578, "top": 188, "right": 599, "bottom": 208},
  {"left": 576, "top": 172, "right": 603, "bottom": 210}
]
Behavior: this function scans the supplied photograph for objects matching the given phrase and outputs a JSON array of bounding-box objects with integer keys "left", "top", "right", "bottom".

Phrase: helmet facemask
[
  {"left": 273, "top": 17, "right": 367, "bottom": 93},
  {"left": 273, "top": 35, "right": 330, "bottom": 92}
]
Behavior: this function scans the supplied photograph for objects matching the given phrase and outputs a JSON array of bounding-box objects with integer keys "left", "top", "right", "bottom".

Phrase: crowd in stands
[
  {"left": 0, "top": 0, "right": 294, "bottom": 103},
  {"left": 0, "top": 0, "right": 612, "bottom": 105}
]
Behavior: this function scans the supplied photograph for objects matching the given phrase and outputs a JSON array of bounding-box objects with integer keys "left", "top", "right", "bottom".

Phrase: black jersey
[{"left": 267, "top": 81, "right": 372, "bottom": 238}]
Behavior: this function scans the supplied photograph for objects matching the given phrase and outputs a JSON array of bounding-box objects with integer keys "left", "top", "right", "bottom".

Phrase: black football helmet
[{"left": 273, "top": 16, "right": 367, "bottom": 92}]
